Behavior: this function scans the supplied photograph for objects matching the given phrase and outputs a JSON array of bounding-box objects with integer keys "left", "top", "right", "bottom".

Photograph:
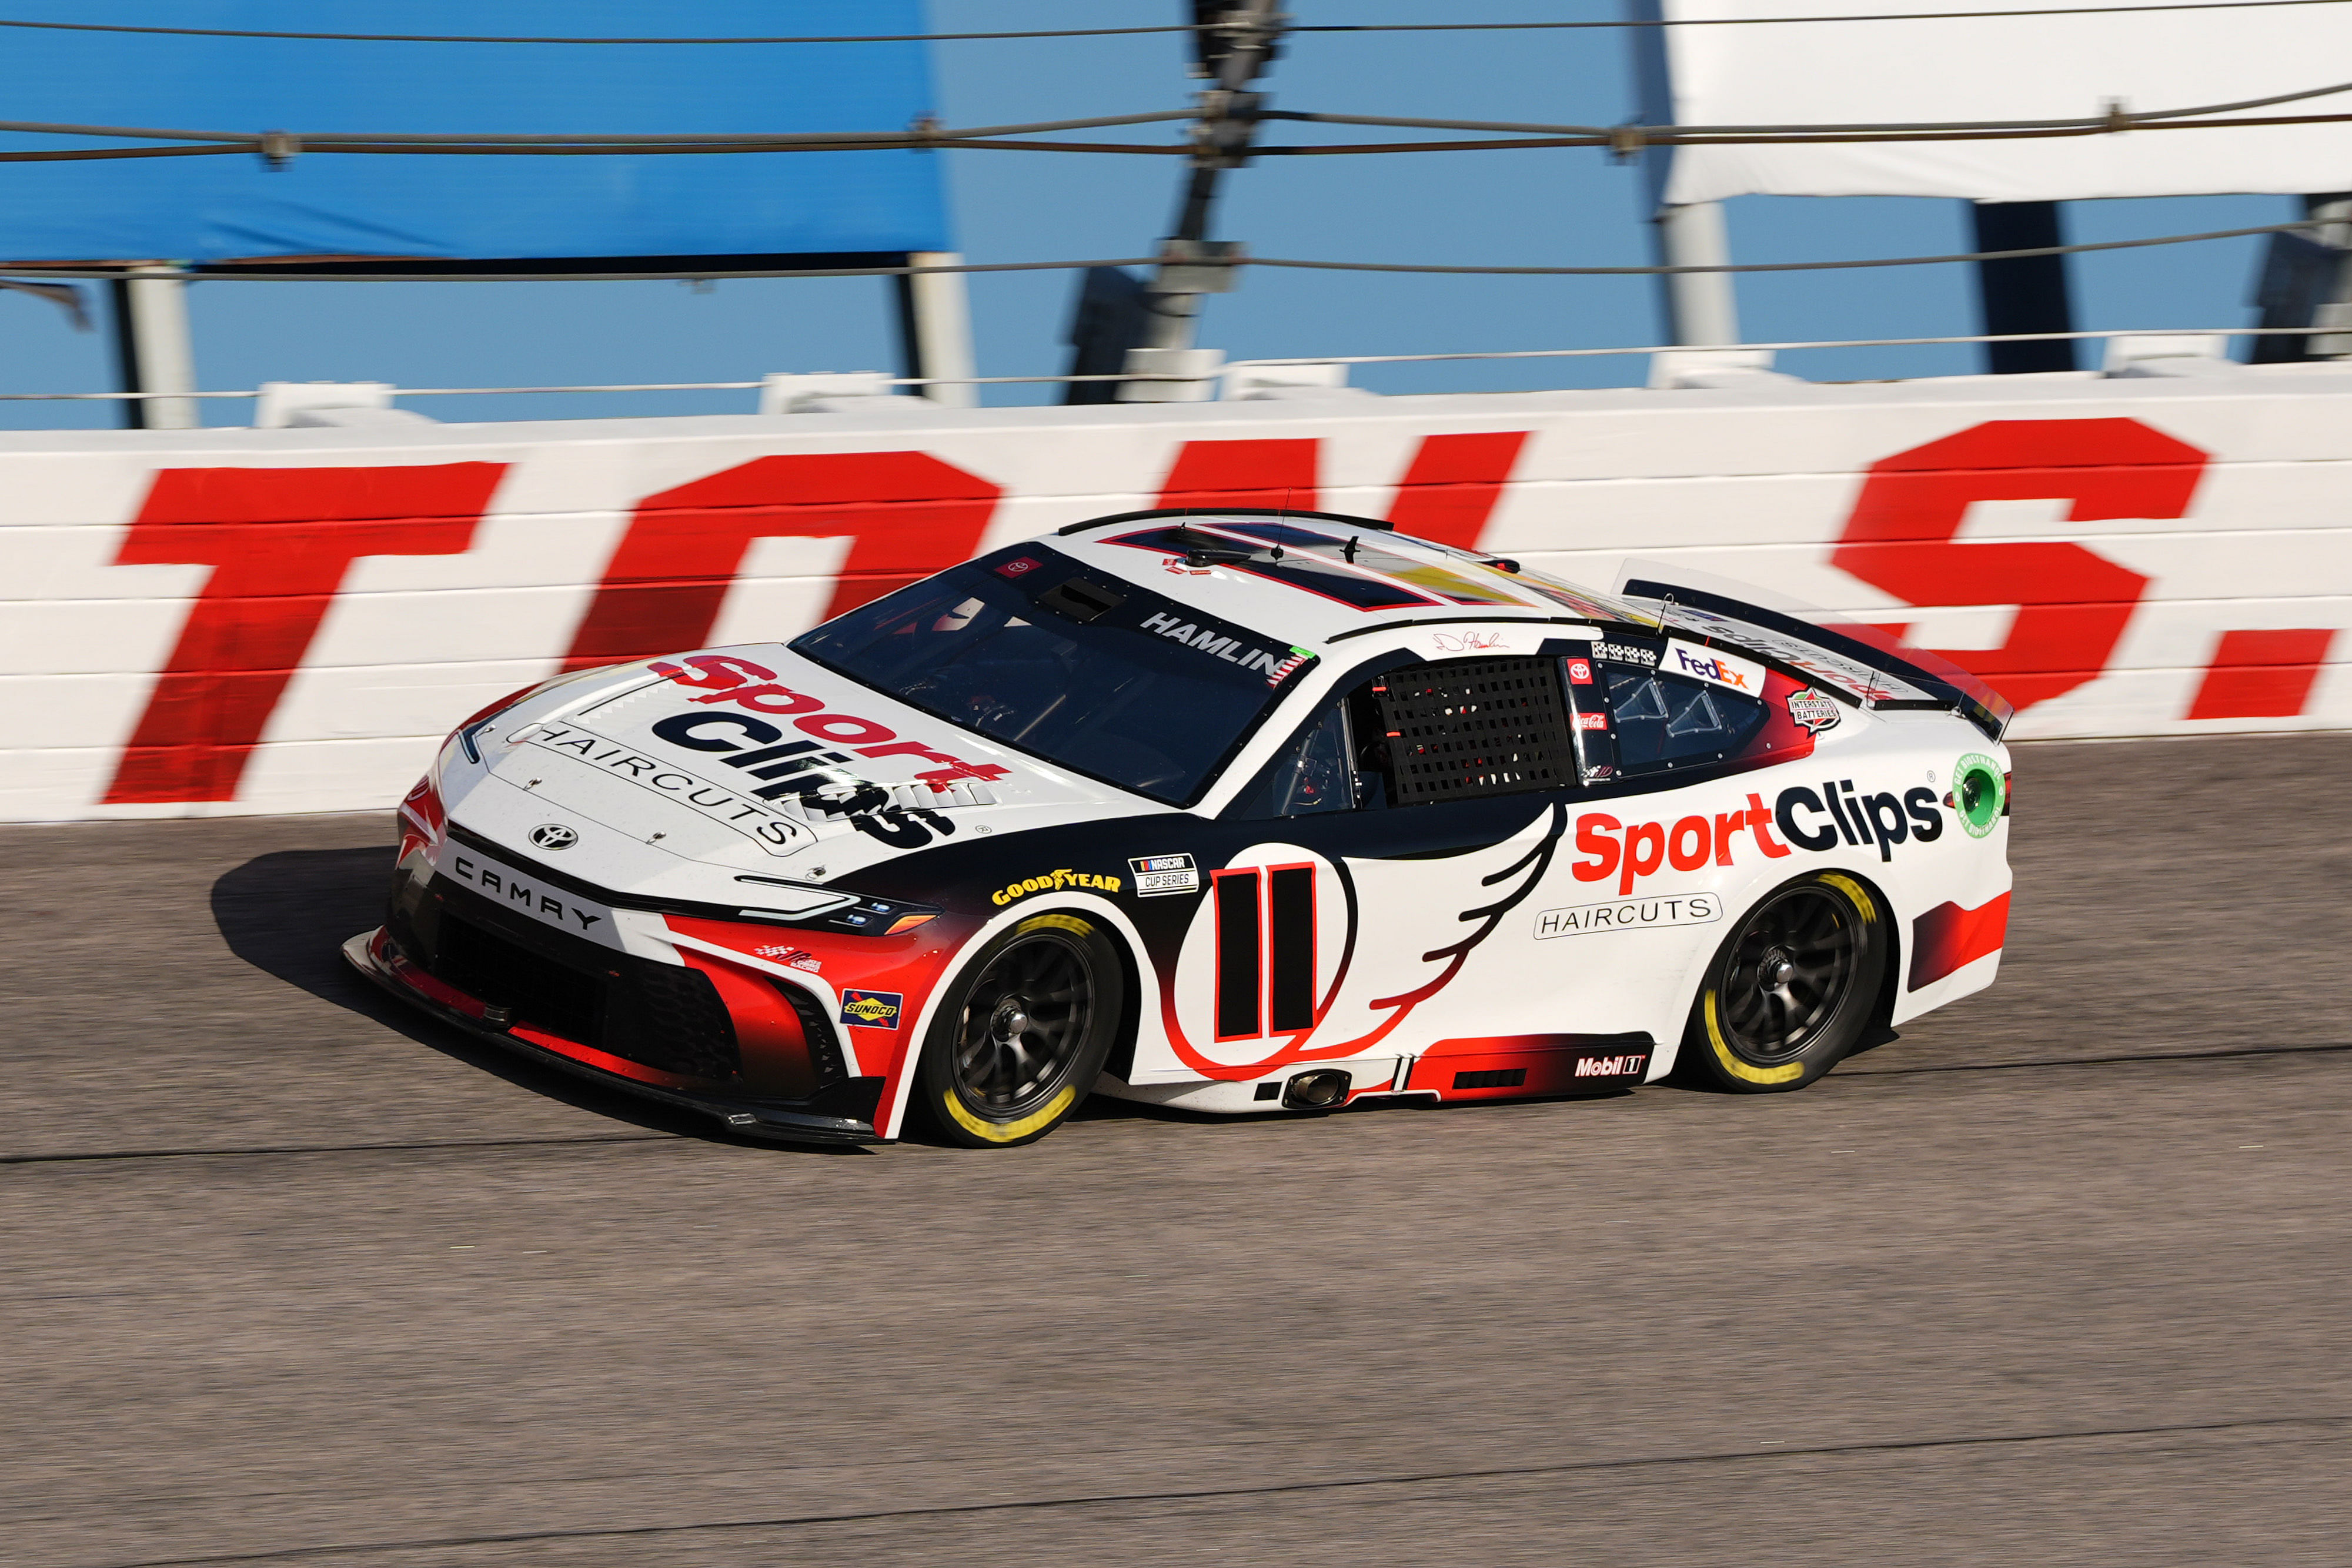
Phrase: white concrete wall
[{"left": 6, "top": 365, "right": 2348, "bottom": 820}]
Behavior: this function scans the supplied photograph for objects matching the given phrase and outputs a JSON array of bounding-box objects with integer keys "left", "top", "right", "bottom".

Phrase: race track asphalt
[{"left": 4, "top": 734, "right": 2347, "bottom": 1567}]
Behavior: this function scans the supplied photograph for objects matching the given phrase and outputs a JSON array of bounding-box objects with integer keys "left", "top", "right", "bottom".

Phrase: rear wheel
[
  {"left": 917, "top": 912, "right": 1122, "bottom": 1147},
  {"left": 1681, "top": 872, "right": 1886, "bottom": 1092}
]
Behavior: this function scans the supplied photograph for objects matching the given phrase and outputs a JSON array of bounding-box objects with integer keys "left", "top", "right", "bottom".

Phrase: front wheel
[
  {"left": 1680, "top": 872, "right": 1887, "bottom": 1092},
  {"left": 916, "top": 912, "right": 1124, "bottom": 1147}
]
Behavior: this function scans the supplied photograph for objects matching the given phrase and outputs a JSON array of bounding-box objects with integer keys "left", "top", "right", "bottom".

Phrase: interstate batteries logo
[
  {"left": 838, "top": 989, "right": 903, "bottom": 1029},
  {"left": 1786, "top": 687, "right": 1842, "bottom": 734}
]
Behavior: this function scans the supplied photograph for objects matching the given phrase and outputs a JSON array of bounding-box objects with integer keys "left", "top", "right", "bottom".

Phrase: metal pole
[
  {"left": 892, "top": 251, "right": 978, "bottom": 407},
  {"left": 2250, "top": 193, "right": 2352, "bottom": 362},
  {"left": 1970, "top": 201, "right": 2077, "bottom": 373},
  {"left": 1136, "top": 0, "right": 1286, "bottom": 353},
  {"left": 1626, "top": 0, "right": 1740, "bottom": 346},
  {"left": 1653, "top": 201, "right": 1740, "bottom": 346},
  {"left": 108, "top": 269, "right": 199, "bottom": 430}
]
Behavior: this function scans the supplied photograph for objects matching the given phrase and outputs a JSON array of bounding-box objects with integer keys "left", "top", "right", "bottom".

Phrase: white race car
[{"left": 349, "top": 508, "right": 2014, "bottom": 1148}]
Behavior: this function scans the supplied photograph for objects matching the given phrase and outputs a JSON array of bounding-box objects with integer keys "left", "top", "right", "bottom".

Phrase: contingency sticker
[
  {"left": 839, "top": 989, "right": 904, "bottom": 1029},
  {"left": 1127, "top": 852, "right": 1201, "bottom": 896},
  {"left": 1786, "top": 687, "right": 1842, "bottom": 734},
  {"left": 1662, "top": 640, "right": 1768, "bottom": 697}
]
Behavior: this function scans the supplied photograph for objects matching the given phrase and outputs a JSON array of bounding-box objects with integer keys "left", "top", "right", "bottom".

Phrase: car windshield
[{"left": 790, "top": 546, "right": 1315, "bottom": 805}]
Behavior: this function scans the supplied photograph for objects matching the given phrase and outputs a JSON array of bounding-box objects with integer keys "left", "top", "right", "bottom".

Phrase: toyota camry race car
[{"left": 348, "top": 507, "right": 2015, "bottom": 1148}]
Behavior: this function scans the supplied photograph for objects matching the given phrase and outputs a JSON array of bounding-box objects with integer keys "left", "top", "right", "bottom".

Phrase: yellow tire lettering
[
  {"left": 1819, "top": 872, "right": 1876, "bottom": 924},
  {"left": 1706, "top": 988, "right": 1804, "bottom": 1086},
  {"left": 941, "top": 1083, "right": 1077, "bottom": 1144},
  {"left": 1017, "top": 912, "right": 1094, "bottom": 938}
]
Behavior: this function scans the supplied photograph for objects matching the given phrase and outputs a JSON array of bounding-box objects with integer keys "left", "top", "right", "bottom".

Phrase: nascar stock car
[{"left": 348, "top": 507, "right": 2016, "bottom": 1148}]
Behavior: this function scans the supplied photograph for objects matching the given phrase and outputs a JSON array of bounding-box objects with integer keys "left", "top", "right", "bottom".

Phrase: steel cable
[
  {"left": 3, "top": 0, "right": 2351, "bottom": 44},
  {"left": 0, "top": 219, "right": 2316, "bottom": 284}
]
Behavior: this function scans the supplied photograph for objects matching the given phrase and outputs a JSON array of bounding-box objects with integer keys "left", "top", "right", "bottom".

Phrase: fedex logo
[{"left": 1665, "top": 640, "right": 1766, "bottom": 694}]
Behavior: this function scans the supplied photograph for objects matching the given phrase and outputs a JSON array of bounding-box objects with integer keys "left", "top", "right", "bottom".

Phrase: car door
[{"left": 1142, "top": 645, "right": 1605, "bottom": 1082}]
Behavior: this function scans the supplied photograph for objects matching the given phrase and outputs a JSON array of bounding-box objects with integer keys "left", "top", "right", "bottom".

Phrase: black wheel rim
[
  {"left": 1719, "top": 886, "right": 1857, "bottom": 1065},
  {"left": 950, "top": 934, "right": 1093, "bottom": 1116}
]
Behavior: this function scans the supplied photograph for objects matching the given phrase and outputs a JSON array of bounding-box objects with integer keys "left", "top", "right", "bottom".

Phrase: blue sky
[{"left": 0, "top": 0, "right": 2293, "bottom": 427}]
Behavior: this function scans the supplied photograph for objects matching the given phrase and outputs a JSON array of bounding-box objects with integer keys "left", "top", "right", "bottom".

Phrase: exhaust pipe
[{"left": 1282, "top": 1069, "right": 1351, "bottom": 1109}]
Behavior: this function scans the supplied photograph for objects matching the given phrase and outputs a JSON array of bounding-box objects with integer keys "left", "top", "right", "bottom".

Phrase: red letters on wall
[
  {"left": 1150, "top": 430, "right": 1529, "bottom": 544},
  {"left": 1833, "top": 419, "right": 2209, "bottom": 713},
  {"left": 561, "top": 452, "right": 1003, "bottom": 673},
  {"left": 103, "top": 463, "right": 509, "bottom": 804},
  {"left": 89, "top": 417, "right": 2316, "bottom": 811}
]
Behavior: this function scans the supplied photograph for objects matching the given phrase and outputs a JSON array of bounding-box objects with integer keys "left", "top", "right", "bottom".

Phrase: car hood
[{"left": 437, "top": 644, "right": 1160, "bottom": 900}]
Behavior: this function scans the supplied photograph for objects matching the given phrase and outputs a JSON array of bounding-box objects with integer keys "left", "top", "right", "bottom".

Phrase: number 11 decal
[{"left": 1212, "top": 864, "right": 1318, "bottom": 1041}]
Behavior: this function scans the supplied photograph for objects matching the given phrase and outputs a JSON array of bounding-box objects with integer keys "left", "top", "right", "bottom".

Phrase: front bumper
[{"left": 345, "top": 928, "right": 886, "bottom": 1145}]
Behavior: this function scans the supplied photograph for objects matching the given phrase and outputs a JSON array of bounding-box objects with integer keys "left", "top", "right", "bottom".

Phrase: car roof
[{"left": 1046, "top": 508, "right": 1645, "bottom": 656}]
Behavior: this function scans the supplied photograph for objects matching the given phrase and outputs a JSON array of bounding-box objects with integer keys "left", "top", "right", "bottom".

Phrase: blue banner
[{"left": 0, "top": 1, "right": 950, "bottom": 262}]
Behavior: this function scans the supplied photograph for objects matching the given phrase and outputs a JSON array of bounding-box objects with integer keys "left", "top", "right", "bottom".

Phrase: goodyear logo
[
  {"left": 839, "top": 989, "right": 904, "bottom": 1029},
  {"left": 991, "top": 868, "right": 1122, "bottom": 907}
]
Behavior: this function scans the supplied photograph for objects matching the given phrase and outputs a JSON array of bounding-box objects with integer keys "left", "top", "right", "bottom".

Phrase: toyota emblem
[{"left": 529, "top": 823, "right": 579, "bottom": 851}]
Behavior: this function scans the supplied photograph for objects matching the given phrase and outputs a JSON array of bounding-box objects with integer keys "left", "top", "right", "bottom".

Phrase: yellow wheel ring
[{"left": 941, "top": 1083, "right": 1077, "bottom": 1144}]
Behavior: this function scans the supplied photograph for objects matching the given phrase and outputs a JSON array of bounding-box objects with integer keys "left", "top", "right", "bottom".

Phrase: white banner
[
  {"left": 4, "top": 369, "right": 2348, "bottom": 820},
  {"left": 1658, "top": 0, "right": 2352, "bottom": 203}
]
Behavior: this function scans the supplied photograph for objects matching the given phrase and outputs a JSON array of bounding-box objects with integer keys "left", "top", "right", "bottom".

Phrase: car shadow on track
[{"left": 207, "top": 845, "right": 847, "bottom": 1152}]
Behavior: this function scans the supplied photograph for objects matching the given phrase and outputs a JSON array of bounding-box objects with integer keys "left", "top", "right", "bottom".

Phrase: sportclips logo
[
  {"left": 1775, "top": 780, "right": 1946, "bottom": 860},
  {"left": 651, "top": 656, "right": 1008, "bottom": 793},
  {"left": 1573, "top": 780, "right": 1946, "bottom": 894},
  {"left": 644, "top": 654, "right": 1011, "bottom": 850}
]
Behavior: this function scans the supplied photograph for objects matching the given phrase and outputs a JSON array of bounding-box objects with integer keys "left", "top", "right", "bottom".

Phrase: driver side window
[
  {"left": 1234, "top": 700, "right": 1368, "bottom": 818},
  {"left": 1234, "top": 652, "right": 1593, "bottom": 817}
]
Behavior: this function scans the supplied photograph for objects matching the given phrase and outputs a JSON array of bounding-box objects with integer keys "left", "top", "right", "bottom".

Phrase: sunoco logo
[{"left": 839, "top": 989, "right": 903, "bottom": 1029}]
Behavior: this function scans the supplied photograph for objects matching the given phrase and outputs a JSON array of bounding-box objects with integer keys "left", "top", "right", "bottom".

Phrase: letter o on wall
[
  {"left": 1668, "top": 815, "right": 1711, "bottom": 872},
  {"left": 796, "top": 714, "right": 897, "bottom": 746}
]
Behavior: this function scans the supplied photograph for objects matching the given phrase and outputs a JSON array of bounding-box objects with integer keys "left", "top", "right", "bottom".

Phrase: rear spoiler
[{"left": 1621, "top": 578, "right": 2014, "bottom": 743}]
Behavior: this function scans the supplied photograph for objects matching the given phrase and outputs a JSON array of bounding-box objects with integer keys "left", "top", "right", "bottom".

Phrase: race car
[{"left": 347, "top": 507, "right": 2015, "bottom": 1148}]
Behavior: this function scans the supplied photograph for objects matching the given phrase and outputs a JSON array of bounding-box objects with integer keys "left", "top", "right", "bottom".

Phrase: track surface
[{"left": 6, "top": 734, "right": 2348, "bottom": 1566}]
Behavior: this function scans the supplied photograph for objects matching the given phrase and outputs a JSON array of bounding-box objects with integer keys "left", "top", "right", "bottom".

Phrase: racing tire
[
  {"left": 1679, "top": 871, "right": 1887, "bottom": 1094},
  {"left": 915, "top": 911, "right": 1124, "bottom": 1148}
]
